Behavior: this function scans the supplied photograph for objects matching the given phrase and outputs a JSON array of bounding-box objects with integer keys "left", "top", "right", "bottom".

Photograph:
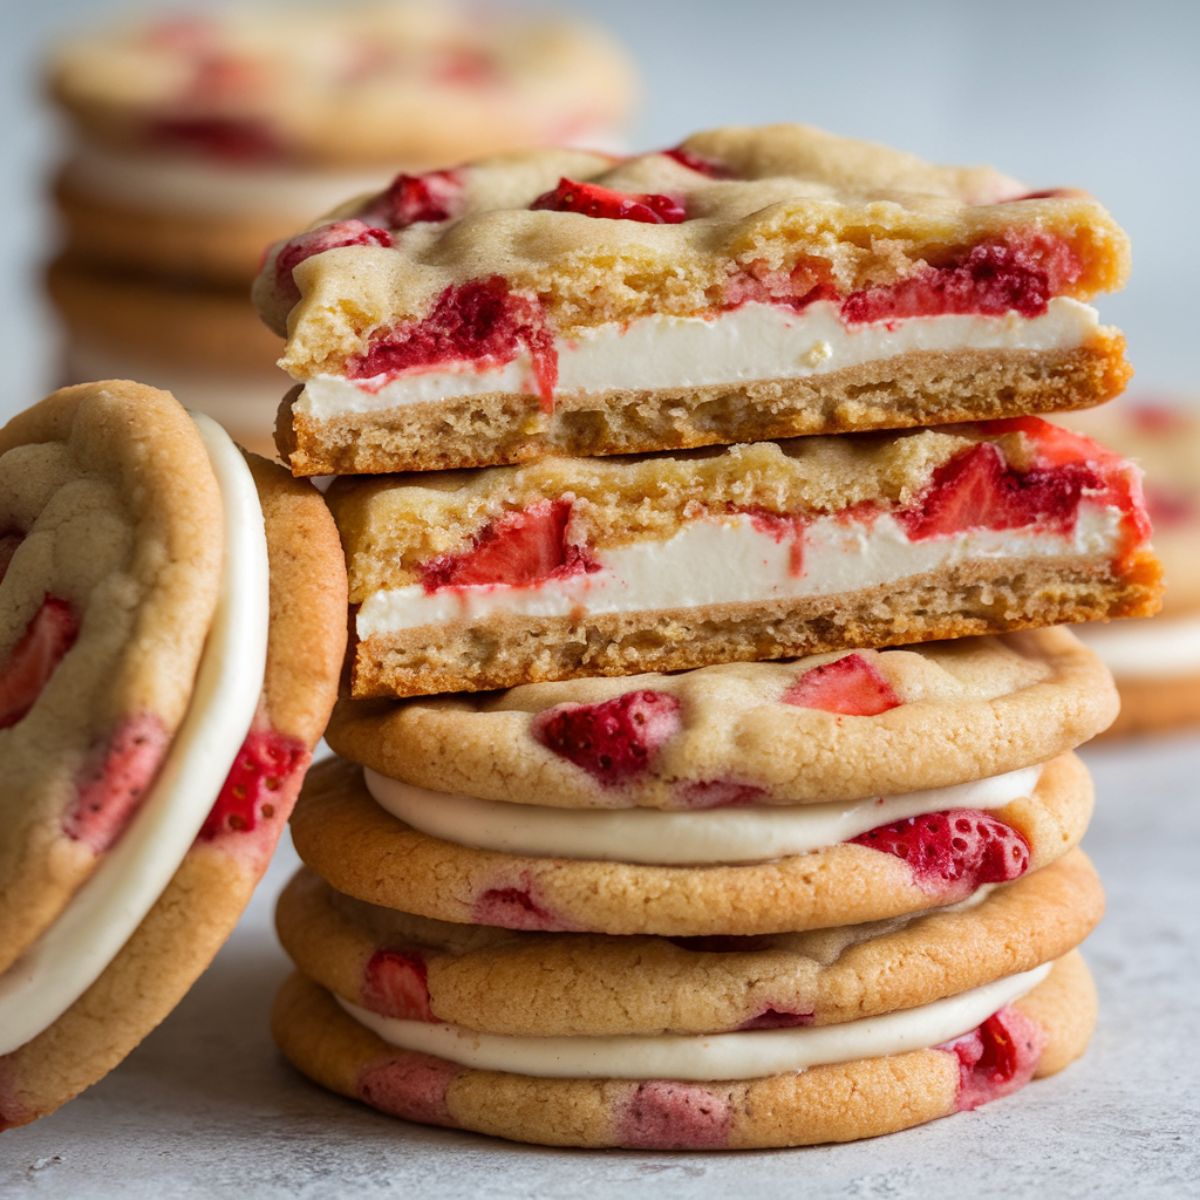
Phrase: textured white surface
[{"left": 2, "top": 735, "right": 1197, "bottom": 1198}]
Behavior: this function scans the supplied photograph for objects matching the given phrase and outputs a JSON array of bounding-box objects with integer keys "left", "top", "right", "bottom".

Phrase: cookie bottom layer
[
  {"left": 352, "top": 554, "right": 1162, "bottom": 698},
  {"left": 1099, "top": 672, "right": 1200, "bottom": 739},
  {"left": 272, "top": 952, "right": 1095, "bottom": 1149},
  {"left": 279, "top": 339, "right": 1129, "bottom": 475}
]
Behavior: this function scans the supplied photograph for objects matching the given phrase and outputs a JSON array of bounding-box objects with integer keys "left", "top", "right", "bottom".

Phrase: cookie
[
  {"left": 47, "top": 258, "right": 287, "bottom": 458},
  {"left": 1062, "top": 401, "right": 1200, "bottom": 735},
  {"left": 290, "top": 751, "right": 1092, "bottom": 937},
  {"left": 325, "top": 418, "right": 1159, "bottom": 697},
  {"left": 277, "top": 848, "right": 1102, "bottom": 1036},
  {"left": 0, "top": 381, "right": 346, "bottom": 1127},
  {"left": 48, "top": 4, "right": 636, "bottom": 286},
  {"left": 252, "top": 124, "right": 1130, "bottom": 475},
  {"left": 329, "top": 628, "right": 1117, "bottom": 810},
  {"left": 271, "top": 950, "right": 1096, "bottom": 1149}
]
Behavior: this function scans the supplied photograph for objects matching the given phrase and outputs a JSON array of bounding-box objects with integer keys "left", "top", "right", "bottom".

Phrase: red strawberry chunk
[
  {"left": 939, "top": 1005, "right": 1046, "bottom": 1111},
  {"left": 532, "top": 689, "right": 682, "bottom": 786},
  {"left": 0, "top": 597, "right": 79, "bottom": 730},
  {"left": 987, "top": 415, "right": 1117, "bottom": 468},
  {"left": 899, "top": 442, "right": 1100, "bottom": 542},
  {"left": 273, "top": 219, "right": 393, "bottom": 306},
  {"left": 362, "top": 949, "right": 434, "bottom": 1021},
  {"left": 198, "top": 728, "right": 307, "bottom": 841},
  {"left": 0, "top": 531, "right": 23, "bottom": 584},
  {"left": 420, "top": 499, "right": 597, "bottom": 591},
  {"left": 64, "top": 712, "right": 169, "bottom": 852},
  {"left": 662, "top": 146, "right": 731, "bottom": 179},
  {"left": 359, "top": 169, "right": 463, "bottom": 228},
  {"left": 842, "top": 233, "right": 1082, "bottom": 323},
  {"left": 472, "top": 883, "right": 564, "bottom": 931},
  {"left": 850, "top": 808, "right": 1031, "bottom": 894},
  {"left": 347, "top": 276, "right": 559, "bottom": 408},
  {"left": 782, "top": 653, "right": 901, "bottom": 716},
  {"left": 531, "top": 177, "right": 686, "bottom": 223},
  {"left": 146, "top": 115, "right": 282, "bottom": 162}
]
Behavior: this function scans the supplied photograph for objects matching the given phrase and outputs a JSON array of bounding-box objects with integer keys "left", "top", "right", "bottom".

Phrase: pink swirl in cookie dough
[
  {"left": 64, "top": 712, "right": 170, "bottom": 853},
  {"left": 358, "top": 1052, "right": 459, "bottom": 1126},
  {"left": 939, "top": 1005, "right": 1046, "bottom": 1111},
  {"left": 362, "top": 949, "right": 433, "bottom": 1022},
  {"left": 617, "top": 1080, "right": 733, "bottom": 1150}
]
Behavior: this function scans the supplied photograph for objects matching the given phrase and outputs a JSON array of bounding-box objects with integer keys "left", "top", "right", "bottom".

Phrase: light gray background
[{"left": 2, "top": 2, "right": 1199, "bottom": 1196}]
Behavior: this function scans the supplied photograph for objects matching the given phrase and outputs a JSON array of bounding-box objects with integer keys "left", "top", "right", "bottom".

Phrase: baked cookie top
[
  {"left": 1065, "top": 401, "right": 1200, "bottom": 612},
  {"left": 277, "top": 848, "right": 1102, "bottom": 1037},
  {"left": 48, "top": 2, "right": 635, "bottom": 168},
  {"left": 0, "top": 382, "right": 222, "bottom": 972},
  {"left": 252, "top": 124, "right": 1129, "bottom": 382},
  {"left": 328, "top": 627, "right": 1117, "bottom": 810}
]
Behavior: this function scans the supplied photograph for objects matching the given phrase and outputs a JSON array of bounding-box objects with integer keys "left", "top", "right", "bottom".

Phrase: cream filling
[
  {"left": 65, "top": 343, "right": 290, "bottom": 434},
  {"left": 296, "top": 297, "right": 1102, "bottom": 416},
  {"left": 0, "top": 415, "right": 270, "bottom": 1056},
  {"left": 1076, "top": 614, "right": 1200, "bottom": 677},
  {"left": 363, "top": 765, "right": 1040, "bottom": 865},
  {"left": 356, "top": 504, "right": 1126, "bottom": 638},
  {"left": 64, "top": 139, "right": 391, "bottom": 220},
  {"left": 337, "top": 962, "right": 1051, "bottom": 1081}
]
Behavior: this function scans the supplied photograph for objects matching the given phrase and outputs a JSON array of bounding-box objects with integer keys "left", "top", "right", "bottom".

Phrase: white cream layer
[
  {"left": 338, "top": 962, "right": 1050, "bottom": 1081},
  {"left": 363, "top": 765, "right": 1040, "bottom": 865},
  {"left": 297, "top": 297, "right": 1102, "bottom": 416},
  {"left": 65, "top": 140, "right": 391, "bottom": 219},
  {"left": 1077, "top": 614, "right": 1200, "bottom": 677},
  {"left": 356, "top": 505, "right": 1125, "bottom": 638},
  {"left": 0, "top": 415, "right": 270, "bottom": 1056}
]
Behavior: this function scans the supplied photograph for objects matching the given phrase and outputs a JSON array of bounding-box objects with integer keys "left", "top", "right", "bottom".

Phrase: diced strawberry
[
  {"left": 64, "top": 712, "right": 169, "bottom": 852},
  {"left": 532, "top": 689, "right": 682, "bottom": 786},
  {"left": 618, "top": 1082, "right": 732, "bottom": 1151},
  {"left": 145, "top": 115, "right": 282, "bottom": 162},
  {"left": 362, "top": 949, "right": 434, "bottom": 1021},
  {"left": 273, "top": 219, "right": 393, "bottom": 307},
  {"left": 988, "top": 415, "right": 1117, "bottom": 468},
  {"left": 472, "top": 881, "right": 565, "bottom": 931},
  {"left": 782, "top": 653, "right": 902, "bottom": 716},
  {"left": 347, "top": 276, "right": 559, "bottom": 409},
  {"left": 841, "top": 233, "right": 1082, "bottom": 323},
  {"left": 359, "top": 169, "right": 464, "bottom": 228},
  {"left": 675, "top": 779, "right": 767, "bottom": 809},
  {"left": 899, "top": 442, "right": 1099, "bottom": 542},
  {"left": 0, "top": 597, "right": 79, "bottom": 730},
  {"left": 850, "top": 808, "right": 1031, "bottom": 894},
  {"left": 0, "top": 531, "right": 23, "bottom": 584},
  {"left": 662, "top": 146, "right": 731, "bottom": 179},
  {"left": 198, "top": 728, "right": 307, "bottom": 841},
  {"left": 531, "top": 177, "right": 686, "bottom": 223},
  {"left": 939, "top": 1005, "right": 1046, "bottom": 1111},
  {"left": 420, "top": 499, "right": 597, "bottom": 591}
]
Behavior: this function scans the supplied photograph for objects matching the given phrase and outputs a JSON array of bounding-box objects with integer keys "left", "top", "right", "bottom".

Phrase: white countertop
[{"left": 3, "top": 735, "right": 1197, "bottom": 1199}]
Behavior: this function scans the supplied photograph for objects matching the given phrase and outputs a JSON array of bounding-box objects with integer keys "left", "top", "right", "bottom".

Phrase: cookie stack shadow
[{"left": 261, "top": 126, "right": 1162, "bottom": 1148}]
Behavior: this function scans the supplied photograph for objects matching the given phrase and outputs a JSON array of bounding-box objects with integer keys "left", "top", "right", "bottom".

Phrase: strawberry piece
[
  {"left": 987, "top": 415, "right": 1117, "bottom": 468},
  {"left": 531, "top": 177, "right": 686, "bottom": 223},
  {"left": 739, "top": 1007, "right": 815, "bottom": 1030},
  {"left": 532, "top": 689, "right": 682, "bottom": 786},
  {"left": 273, "top": 219, "right": 393, "bottom": 306},
  {"left": 358, "top": 1054, "right": 458, "bottom": 1126},
  {"left": 198, "top": 728, "right": 307, "bottom": 841},
  {"left": 842, "top": 233, "right": 1082, "bottom": 323},
  {"left": 899, "top": 442, "right": 1099, "bottom": 542},
  {"left": 940, "top": 1005, "right": 1046, "bottom": 1111},
  {"left": 618, "top": 1082, "right": 732, "bottom": 1150},
  {"left": 347, "top": 276, "right": 559, "bottom": 408},
  {"left": 472, "top": 883, "right": 563, "bottom": 931},
  {"left": 0, "top": 531, "right": 23, "bottom": 585},
  {"left": 64, "top": 712, "right": 169, "bottom": 852},
  {"left": 850, "top": 808, "right": 1030, "bottom": 894},
  {"left": 0, "top": 597, "right": 79, "bottom": 730},
  {"left": 146, "top": 115, "right": 282, "bottom": 162},
  {"left": 782, "top": 653, "right": 902, "bottom": 716},
  {"left": 420, "top": 499, "right": 597, "bottom": 591},
  {"left": 359, "top": 169, "right": 463, "bottom": 228},
  {"left": 362, "top": 949, "right": 433, "bottom": 1021},
  {"left": 675, "top": 779, "right": 767, "bottom": 809},
  {"left": 662, "top": 146, "right": 731, "bottom": 178}
]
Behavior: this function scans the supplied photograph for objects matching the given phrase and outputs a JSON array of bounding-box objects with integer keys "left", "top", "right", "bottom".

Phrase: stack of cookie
[
  {"left": 42, "top": 2, "right": 635, "bottom": 455},
  {"left": 255, "top": 125, "right": 1161, "bottom": 1148}
]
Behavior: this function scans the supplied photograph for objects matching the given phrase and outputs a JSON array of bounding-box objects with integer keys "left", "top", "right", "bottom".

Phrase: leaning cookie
[
  {"left": 0, "top": 381, "right": 346, "bottom": 1128},
  {"left": 291, "top": 751, "right": 1092, "bottom": 937},
  {"left": 273, "top": 948, "right": 1096, "bottom": 1149}
]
